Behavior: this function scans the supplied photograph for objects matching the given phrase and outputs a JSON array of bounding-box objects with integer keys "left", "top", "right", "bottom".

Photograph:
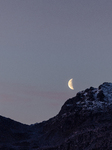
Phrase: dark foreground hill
[{"left": 0, "top": 82, "right": 112, "bottom": 150}]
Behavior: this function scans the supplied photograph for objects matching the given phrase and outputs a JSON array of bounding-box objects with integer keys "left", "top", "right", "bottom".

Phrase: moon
[{"left": 68, "top": 78, "right": 74, "bottom": 90}]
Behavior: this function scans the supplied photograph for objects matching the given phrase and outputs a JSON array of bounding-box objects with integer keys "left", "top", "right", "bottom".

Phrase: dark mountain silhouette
[{"left": 0, "top": 82, "right": 112, "bottom": 149}]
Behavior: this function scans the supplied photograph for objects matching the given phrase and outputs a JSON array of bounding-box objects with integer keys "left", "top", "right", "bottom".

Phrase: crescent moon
[{"left": 68, "top": 78, "right": 74, "bottom": 90}]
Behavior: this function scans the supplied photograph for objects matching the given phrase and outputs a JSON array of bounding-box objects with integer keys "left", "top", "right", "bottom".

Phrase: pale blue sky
[{"left": 0, "top": 0, "right": 112, "bottom": 124}]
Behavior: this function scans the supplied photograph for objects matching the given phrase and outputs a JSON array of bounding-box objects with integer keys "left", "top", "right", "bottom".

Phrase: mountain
[{"left": 0, "top": 82, "right": 112, "bottom": 149}]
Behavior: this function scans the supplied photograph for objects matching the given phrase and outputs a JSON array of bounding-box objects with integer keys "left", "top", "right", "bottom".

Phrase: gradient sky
[{"left": 0, "top": 0, "right": 112, "bottom": 124}]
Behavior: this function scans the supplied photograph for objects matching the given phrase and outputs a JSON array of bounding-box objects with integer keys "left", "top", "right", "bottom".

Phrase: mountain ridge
[{"left": 0, "top": 82, "right": 112, "bottom": 149}]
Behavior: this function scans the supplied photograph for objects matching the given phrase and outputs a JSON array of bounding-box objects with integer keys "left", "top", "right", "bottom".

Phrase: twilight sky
[{"left": 0, "top": 0, "right": 112, "bottom": 124}]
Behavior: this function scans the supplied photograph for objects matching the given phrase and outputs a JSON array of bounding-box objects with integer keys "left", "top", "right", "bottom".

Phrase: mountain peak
[{"left": 59, "top": 82, "right": 112, "bottom": 116}]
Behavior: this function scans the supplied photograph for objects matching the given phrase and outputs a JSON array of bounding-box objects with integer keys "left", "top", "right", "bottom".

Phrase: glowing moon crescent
[{"left": 68, "top": 78, "right": 74, "bottom": 90}]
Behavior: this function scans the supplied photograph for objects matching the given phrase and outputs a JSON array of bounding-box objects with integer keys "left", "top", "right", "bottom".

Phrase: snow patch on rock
[{"left": 76, "top": 82, "right": 112, "bottom": 111}]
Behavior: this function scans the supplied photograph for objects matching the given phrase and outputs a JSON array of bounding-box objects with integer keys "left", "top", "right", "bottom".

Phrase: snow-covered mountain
[
  {"left": 60, "top": 82, "right": 112, "bottom": 114},
  {"left": 0, "top": 82, "right": 112, "bottom": 149}
]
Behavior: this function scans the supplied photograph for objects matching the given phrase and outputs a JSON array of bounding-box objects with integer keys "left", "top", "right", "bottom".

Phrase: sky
[{"left": 0, "top": 0, "right": 112, "bottom": 124}]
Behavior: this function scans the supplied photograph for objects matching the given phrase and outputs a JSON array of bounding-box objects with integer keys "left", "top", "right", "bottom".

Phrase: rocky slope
[{"left": 0, "top": 82, "right": 112, "bottom": 149}]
